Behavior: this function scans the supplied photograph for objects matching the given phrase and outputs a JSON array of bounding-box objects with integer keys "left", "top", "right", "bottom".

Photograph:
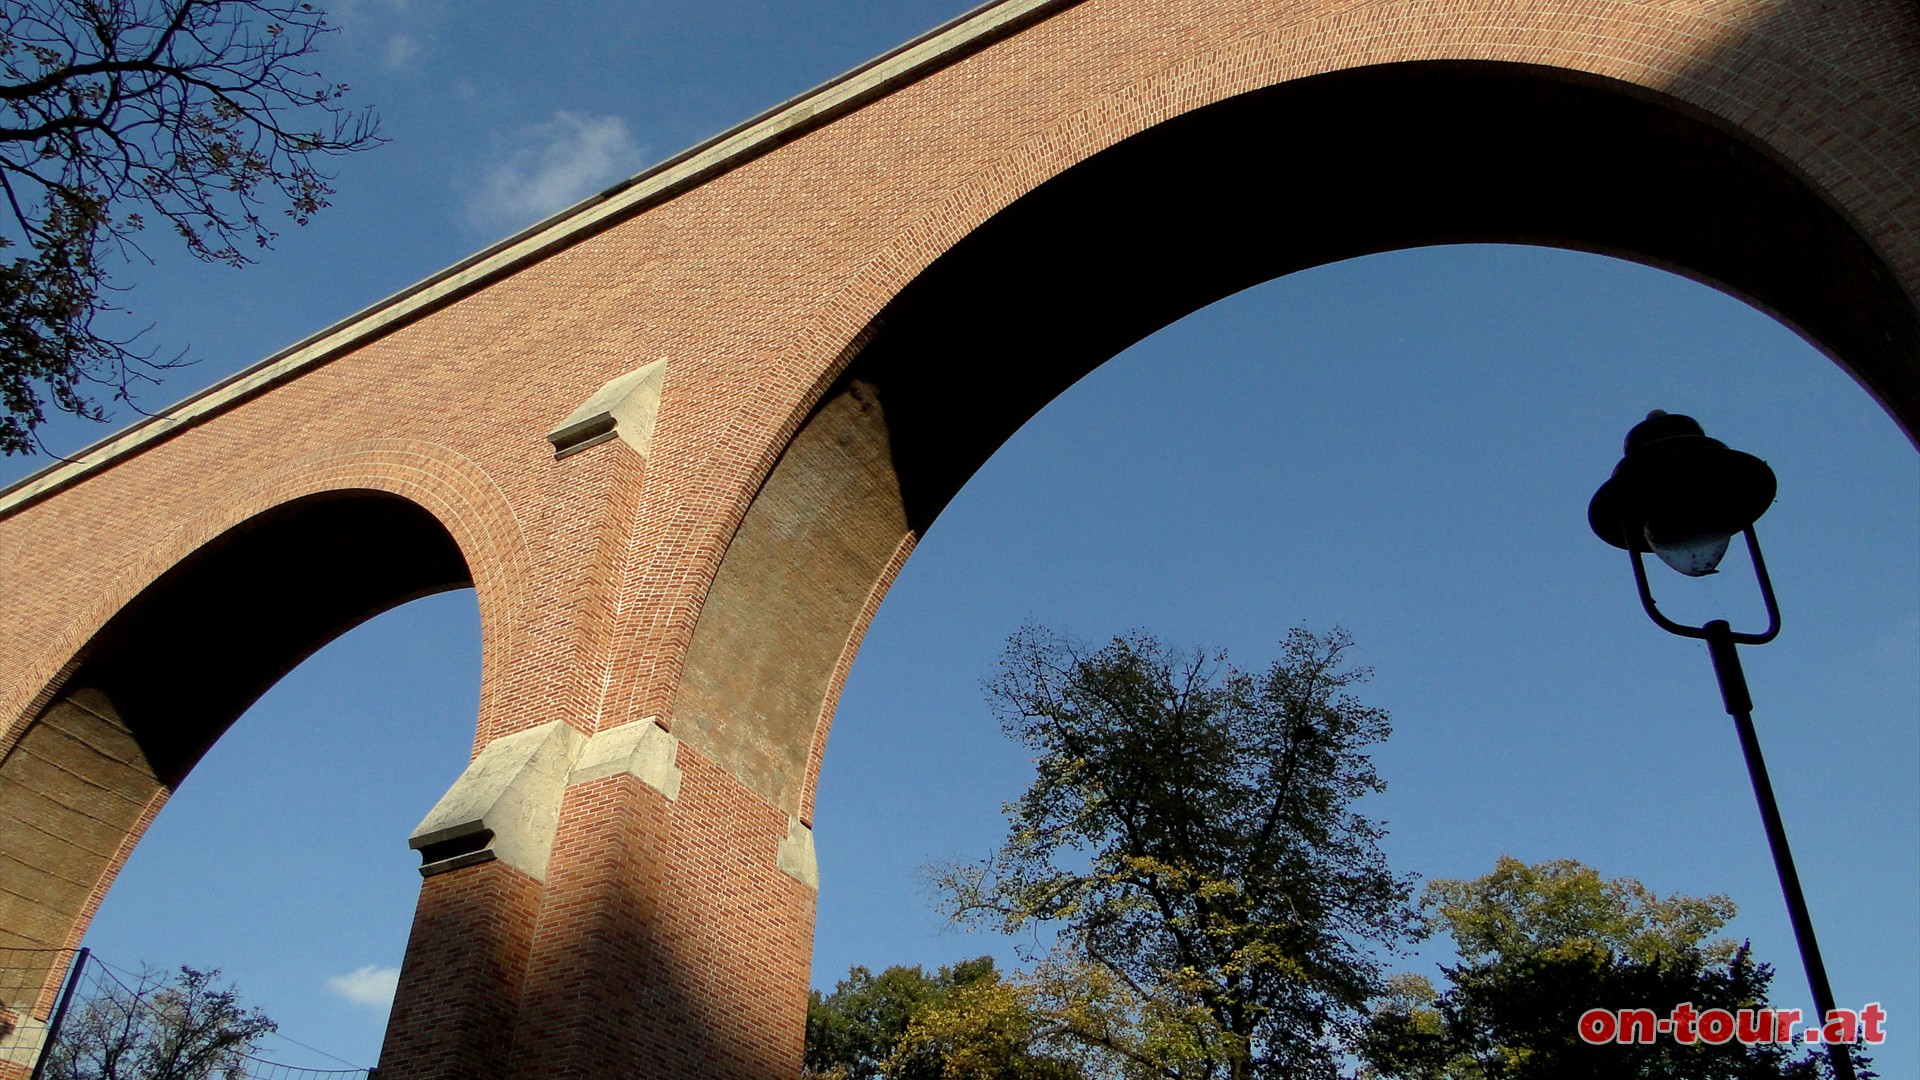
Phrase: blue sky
[{"left": 1, "top": 2, "right": 1913, "bottom": 1074}]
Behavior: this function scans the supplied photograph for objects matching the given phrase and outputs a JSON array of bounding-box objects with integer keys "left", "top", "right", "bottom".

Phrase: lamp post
[{"left": 1588, "top": 410, "right": 1854, "bottom": 1080}]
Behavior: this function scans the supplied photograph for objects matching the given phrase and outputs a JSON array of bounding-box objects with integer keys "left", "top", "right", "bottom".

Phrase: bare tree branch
[{"left": 0, "top": 0, "right": 382, "bottom": 454}]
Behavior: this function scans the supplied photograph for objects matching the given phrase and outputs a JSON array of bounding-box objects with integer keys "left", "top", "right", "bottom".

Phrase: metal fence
[
  {"left": 0, "top": 946, "right": 73, "bottom": 1079},
  {"left": 0, "top": 947, "right": 375, "bottom": 1079}
]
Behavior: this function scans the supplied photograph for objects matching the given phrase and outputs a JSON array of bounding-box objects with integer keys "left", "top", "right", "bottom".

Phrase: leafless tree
[
  {"left": 40, "top": 965, "right": 276, "bottom": 1080},
  {"left": 0, "top": 0, "right": 381, "bottom": 454}
]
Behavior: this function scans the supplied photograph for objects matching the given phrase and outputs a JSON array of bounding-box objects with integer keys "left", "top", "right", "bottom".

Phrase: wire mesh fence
[
  {"left": 0, "top": 947, "right": 375, "bottom": 1079},
  {"left": 237, "top": 1059, "right": 376, "bottom": 1080},
  {"left": 0, "top": 945, "right": 77, "bottom": 1076}
]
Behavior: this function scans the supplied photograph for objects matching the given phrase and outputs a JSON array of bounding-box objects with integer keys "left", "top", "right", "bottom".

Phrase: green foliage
[
  {"left": 808, "top": 959, "right": 988, "bottom": 1079},
  {"left": 1358, "top": 857, "right": 1871, "bottom": 1080},
  {"left": 805, "top": 958, "right": 1080, "bottom": 1080},
  {"left": 0, "top": 0, "right": 382, "bottom": 453},
  {"left": 886, "top": 973, "right": 1082, "bottom": 1080},
  {"left": 1425, "top": 856, "right": 1738, "bottom": 969},
  {"left": 42, "top": 965, "right": 277, "bottom": 1080},
  {"left": 931, "top": 625, "right": 1420, "bottom": 1080}
]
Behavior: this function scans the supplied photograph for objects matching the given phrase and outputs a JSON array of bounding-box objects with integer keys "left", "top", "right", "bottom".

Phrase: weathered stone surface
[
  {"left": 568, "top": 718, "right": 683, "bottom": 799},
  {"left": 410, "top": 721, "right": 586, "bottom": 880}
]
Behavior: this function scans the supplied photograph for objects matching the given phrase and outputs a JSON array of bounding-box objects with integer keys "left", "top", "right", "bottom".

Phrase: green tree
[
  {"left": 0, "top": 0, "right": 381, "bottom": 454},
  {"left": 806, "top": 958, "right": 1080, "bottom": 1080},
  {"left": 41, "top": 965, "right": 276, "bottom": 1080},
  {"left": 886, "top": 972, "right": 1083, "bottom": 1080},
  {"left": 1357, "top": 857, "right": 1872, "bottom": 1080},
  {"left": 1423, "top": 856, "right": 1738, "bottom": 969},
  {"left": 931, "top": 625, "right": 1420, "bottom": 1080}
]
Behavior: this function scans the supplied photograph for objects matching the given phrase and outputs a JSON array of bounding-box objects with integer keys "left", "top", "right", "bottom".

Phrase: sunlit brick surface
[{"left": 1, "top": 1, "right": 1912, "bottom": 1075}]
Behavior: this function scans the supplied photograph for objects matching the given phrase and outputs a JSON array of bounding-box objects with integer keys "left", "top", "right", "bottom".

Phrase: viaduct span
[{"left": 1, "top": 0, "right": 1915, "bottom": 1075}]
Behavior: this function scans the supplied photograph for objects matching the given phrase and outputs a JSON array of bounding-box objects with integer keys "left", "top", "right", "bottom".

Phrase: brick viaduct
[{"left": 0, "top": 0, "right": 1914, "bottom": 1075}]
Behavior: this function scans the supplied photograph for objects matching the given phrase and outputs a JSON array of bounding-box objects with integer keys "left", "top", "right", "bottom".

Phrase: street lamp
[{"left": 1588, "top": 410, "right": 1855, "bottom": 1080}]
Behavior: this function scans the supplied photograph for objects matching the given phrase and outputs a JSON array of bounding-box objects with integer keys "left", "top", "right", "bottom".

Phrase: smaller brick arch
[
  {"left": 0, "top": 471, "right": 505, "bottom": 1025},
  {"left": 2, "top": 440, "right": 530, "bottom": 752}
]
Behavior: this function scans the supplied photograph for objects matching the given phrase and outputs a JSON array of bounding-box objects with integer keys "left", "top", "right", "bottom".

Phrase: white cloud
[
  {"left": 383, "top": 33, "right": 420, "bottom": 69},
  {"left": 326, "top": 965, "right": 401, "bottom": 1008},
  {"left": 466, "top": 112, "right": 646, "bottom": 235}
]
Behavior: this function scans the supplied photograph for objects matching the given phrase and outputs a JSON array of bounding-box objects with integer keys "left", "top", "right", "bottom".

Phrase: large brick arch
[
  {"left": 679, "top": 58, "right": 1919, "bottom": 824},
  {"left": 0, "top": 1, "right": 1912, "bottom": 1077},
  {"left": 607, "top": 0, "right": 1919, "bottom": 751}
]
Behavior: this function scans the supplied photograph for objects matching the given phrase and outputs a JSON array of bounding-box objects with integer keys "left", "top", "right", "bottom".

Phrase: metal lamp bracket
[{"left": 1629, "top": 526, "right": 1781, "bottom": 645}]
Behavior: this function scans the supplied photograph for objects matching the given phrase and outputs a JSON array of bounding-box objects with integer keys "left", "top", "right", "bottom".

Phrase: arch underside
[
  {"left": 674, "top": 60, "right": 1918, "bottom": 820},
  {"left": 0, "top": 491, "right": 471, "bottom": 994}
]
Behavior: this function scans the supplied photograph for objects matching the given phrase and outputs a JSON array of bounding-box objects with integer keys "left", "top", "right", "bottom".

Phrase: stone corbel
[
  {"left": 409, "top": 721, "right": 586, "bottom": 879},
  {"left": 568, "top": 718, "right": 682, "bottom": 799},
  {"left": 546, "top": 358, "right": 667, "bottom": 459},
  {"left": 777, "top": 817, "right": 818, "bottom": 890}
]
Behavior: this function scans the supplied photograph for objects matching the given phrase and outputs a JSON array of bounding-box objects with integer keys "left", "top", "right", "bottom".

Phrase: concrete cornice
[{"left": 0, "top": 0, "right": 1082, "bottom": 520}]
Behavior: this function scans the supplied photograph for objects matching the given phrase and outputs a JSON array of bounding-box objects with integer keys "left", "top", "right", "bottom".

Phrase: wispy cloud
[
  {"left": 330, "top": 1, "right": 440, "bottom": 73},
  {"left": 383, "top": 33, "right": 420, "bottom": 69},
  {"left": 466, "top": 112, "right": 645, "bottom": 235},
  {"left": 326, "top": 965, "right": 401, "bottom": 1008}
]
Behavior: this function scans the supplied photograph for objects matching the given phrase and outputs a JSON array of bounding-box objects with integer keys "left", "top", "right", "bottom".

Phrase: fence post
[{"left": 28, "top": 948, "right": 87, "bottom": 1080}]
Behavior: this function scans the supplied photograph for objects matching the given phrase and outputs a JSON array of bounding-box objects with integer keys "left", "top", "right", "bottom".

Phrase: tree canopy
[
  {"left": 1357, "top": 857, "right": 1872, "bottom": 1080},
  {"left": 0, "top": 0, "right": 380, "bottom": 454},
  {"left": 1425, "top": 856, "right": 1740, "bottom": 969},
  {"left": 805, "top": 958, "right": 1080, "bottom": 1080},
  {"left": 931, "top": 625, "right": 1419, "bottom": 1080}
]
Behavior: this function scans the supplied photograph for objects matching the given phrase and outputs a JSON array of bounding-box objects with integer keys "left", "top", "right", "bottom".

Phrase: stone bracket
[
  {"left": 777, "top": 817, "right": 818, "bottom": 890},
  {"left": 410, "top": 717, "right": 811, "bottom": 893},
  {"left": 410, "top": 719, "right": 693, "bottom": 881},
  {"left": 410, "top": 720, "right": 586, "bottom": 880},
  {"left": 547, "top": 358, "right": 667, "bottom": 459},
  {"left": 568, "top": 718, "right": 682, "bottom": 800}
]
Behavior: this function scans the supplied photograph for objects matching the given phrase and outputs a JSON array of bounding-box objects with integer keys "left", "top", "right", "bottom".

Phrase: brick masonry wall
[
  {"left": 0, "top": 1, "right": 1912, "bottom": 1076},
  {"left": 500, "top": 751, "right": 814, "bottom": 1079},
  {"left": 378, "top": 861, "right": 544, "bottom": 1079}
]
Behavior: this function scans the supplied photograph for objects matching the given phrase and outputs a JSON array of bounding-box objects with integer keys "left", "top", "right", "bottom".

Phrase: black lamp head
[{"left": 1588, "top": 411, "right": 1777, "bottom": 577}]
